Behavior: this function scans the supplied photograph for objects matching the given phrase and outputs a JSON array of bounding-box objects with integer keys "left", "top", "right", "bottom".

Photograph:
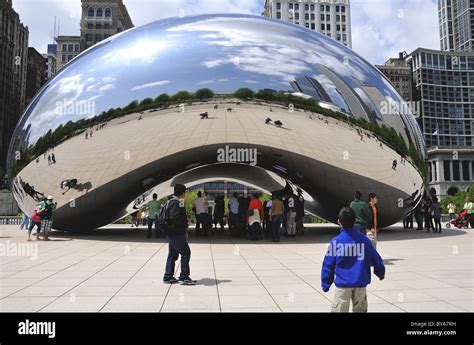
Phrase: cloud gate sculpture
[{"left": 7, "top": 14, "right": 426, "bottom": 232}]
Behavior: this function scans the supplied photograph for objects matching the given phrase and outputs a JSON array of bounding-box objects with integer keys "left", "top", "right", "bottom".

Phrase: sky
[{"left": 13, "top": 0, "right": 440, "bottom": 64}]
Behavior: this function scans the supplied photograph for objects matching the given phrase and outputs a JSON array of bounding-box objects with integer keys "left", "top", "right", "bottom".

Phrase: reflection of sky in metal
[{"left": 19, "top": 14, "right": 417, "bottom": 147}]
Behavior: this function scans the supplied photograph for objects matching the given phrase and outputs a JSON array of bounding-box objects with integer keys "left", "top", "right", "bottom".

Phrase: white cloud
[
  {"left": 130, "top": 80, "right": 171, "bottom": 91},
  {"left": 98, "top": 84, "right": 114, "bottom": 92}
]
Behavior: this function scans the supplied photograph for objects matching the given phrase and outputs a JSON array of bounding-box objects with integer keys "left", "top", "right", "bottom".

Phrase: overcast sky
[{"left": 13, "top": 0, "right": 439, "bottom": 64}]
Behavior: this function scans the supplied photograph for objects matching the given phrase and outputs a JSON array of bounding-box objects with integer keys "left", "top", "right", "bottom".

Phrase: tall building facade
[
  {"left": 0, "top": 0, "right": 28, "bottom": 178},
  {"left": 439, "top": 0, "right": 474, "bottom": 52},
  {"left": 407, "top": 48, "right": 474, "bottom": 197},
  {"left": 262, "top": 0, "right": 352, "bottom": 47},
  {"left": 80, "top": 0, "right": 133, "bottom": 50},
  {"left": 42, "top": 44, "right": 57, "bottom": 80},
  {"left": 376, "top": 52, "right": 414, "bottom": 102},
  {"left": 26, "top": 47, "right": 47, "bottom": 106},
  {"left": 55, "top": 36, "right": 81, "bottom": 70}
]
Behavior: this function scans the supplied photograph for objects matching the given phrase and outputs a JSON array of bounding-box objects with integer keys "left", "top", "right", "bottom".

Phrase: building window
[
  {"left": 87, "top": 23, "right": 93, "bottom": 29},
  {"left": 443, "top": 161, "right": 451, "bottom": 181},
  {"left": 341, "top": 6, "right": 346, "bottom": 12},
  {"left": 336, "top": 15, "right": 340, "bottom": 22},
  {"left": 276, "top": 12, "right": 281, "bottom": 19},
  {"left": 74, "top": 44, "right": 79, "bottom": 52},
  {"left": 87, "top": 7, "right": 94, "bottom": 17},
  {"left": 337, "top": 24, "right": 341, "bottom": 31},
  {"left": 311, "top": 13, "right": 315, "bottom": 20},
  {"left": 68, "top": 44, "right": 73, "bottom": 51},
  {"left": 305, "top": 23, "right": 309, "bottom": 28},
  {"left": 61, "top": 54, "right": 67, "bottom": 62},
  {"left": 289, "top": 3, "right": 293, "bottom": 9},
  {"left": 310, "top": 4, "right": 314, "bottom": 11},
  {"left": 336, "top": 6, "right": 340, "bottom": 12},
  {"left": 104, "top": 23, "right": 110, "bottom": 29},
  {"left": 321, "top": 14, "right": 325, "bottom": 21},
  {"left": 311, "top": 23, "right": 315, "bottom": 30},
  {"left": 96, "top": 7, "right": 103, "bottom": 17},
  {"left": 105, "top": 7, "right": 111, "bottom": 17},
  {"left": 337, "top": 34, "right": 341, "bottom": 41},
  {"left": 95, "top": 34, "right": 102, "bottom": 41},
  {"left": 295, "top": 13, "right": 299, "bottom": 19},
  {"left": 67, "top": 55, "right": 73, "bottom": 61},
  {"left": 320, "top": 5, "right": 324, "bottom": 11},
  {"left": 321, "top": 24, "right": 325, "bottom": 30},
  {"left": 342, "top": 24, "right": 346, "bottom": 31},
  {"left": 96, "top": 23, "right": 102, "bottom": 29},
  {"left": 305, "top": 13, "right": 309, "bottom": 20},
  {"left": 326, "top": 14, "right": 330, "bottom": 21},
  {"left": 327, "top": 24, "right": 331, "bottom": 30},
  {"left": 86, "top": 34, "right": 92, "bottom": 41},
  {"left": 295, "top": 3, "right": 299, "bottom": 10},
  {"left": 305, "top": 4, "right": 309, "bottom": 10},
  {"left": 276, "top": 2, "right": 281, "bottom": 10},
  {"left": 342, "top": 15, "right": 346, "bottom": 22},
  {"left": 326, "top": 5, "right": 330, "bottom": 11}
]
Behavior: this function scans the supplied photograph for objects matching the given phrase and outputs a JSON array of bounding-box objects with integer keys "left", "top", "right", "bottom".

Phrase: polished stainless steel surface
[{"left": 7, "top": 14, "right": 425, "bottom": 232}]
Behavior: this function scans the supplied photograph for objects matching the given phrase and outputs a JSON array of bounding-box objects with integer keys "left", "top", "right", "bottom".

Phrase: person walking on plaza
[
  {"left": 423, "top": 197, "right": 434, "bottom": 232},
  {"left": 146, "top": 193, "right": 161, "bottom": 238},
  {"left": 432, "top": 197, "right": 442, "bottom": 233},
  {"left": 350, "top": 191, "right": 372, "bottom": 234},
  {"left": 263, "top": 197, "right": 272, "bottom": 235},
  {"left": 20, "top": 212, "right": 30, "bottom": 230},
  {"left": 321, "top": 207, "right": 385, "bottom": 313},
  {"left": 463, "top": 197, "right": 474, "bottom": 228},
  {"left": 403, "top": 213, "right": 413, "bottom": 229},
  {"left": 193, "top": 191, "right": 208, "bottom": 235},
  {"left": 286, "top": 194, "right": 297, "bottom": 237},
  {"left": 38, "top": 196, "right": 56, "bottom": 241},
  {"left": 27, "top": 206, "right": 42, "bottom": 241},
  {"left": 163, "top": 184, "right": 196, "bottom": 285},
  {"left": 366, "top": 193, "right": 378, "bottom": 248},
  {"left": 447, "top": 202, "right": 457, "bottom": 221},
  {"left": 270, "top": 194, "right": 284, "bottom": 242}
]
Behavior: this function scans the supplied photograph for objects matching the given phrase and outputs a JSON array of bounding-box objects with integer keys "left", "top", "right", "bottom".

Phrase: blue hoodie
[{"left": 321, "top": 227, "right": 385, "bottom": 292}]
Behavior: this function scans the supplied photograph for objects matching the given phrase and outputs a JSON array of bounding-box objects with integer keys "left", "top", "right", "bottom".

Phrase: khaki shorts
[{"left": 331, "top": 287, "right": 368, "bottom": 313}]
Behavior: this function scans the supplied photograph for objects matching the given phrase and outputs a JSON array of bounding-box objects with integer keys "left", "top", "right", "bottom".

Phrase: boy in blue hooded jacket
[{"left": 321, "top": 207, "right": 385, "bottom": 312}]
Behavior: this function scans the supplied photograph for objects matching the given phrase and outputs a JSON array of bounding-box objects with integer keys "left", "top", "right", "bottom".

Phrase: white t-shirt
[{"left": 193, "top": 197, "right": 208, "bottom": 214}]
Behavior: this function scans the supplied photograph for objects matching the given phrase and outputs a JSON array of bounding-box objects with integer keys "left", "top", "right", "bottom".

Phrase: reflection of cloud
[
  {"left": 245, "top": 80, "right": 259, "bottom": 84},
  {"left": 98, "top": 84, "right": 115, "bottom": 92},
  {"left": 101, "top": 39, "right": 169, "bottom": 64},
  {"left": 198, "top": 78, "right": 229, "bottom": 85},
  {"left": 130, "top": 80, "right": 170, "bottom": 91}
]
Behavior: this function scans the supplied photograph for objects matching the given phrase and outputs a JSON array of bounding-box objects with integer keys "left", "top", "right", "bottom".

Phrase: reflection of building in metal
[
  {"left": 80, "top": 0, "right": 134, "bottom": 51},
  {"left": 0, "top": 0, "right": 28, "bottom": 179},
  {"left": 8, "top": 15, "right": 425, "bottom": 232},
  {"left": 376, "top": 52, "right": 413, "bottom": 102},
  {"left": 262, "top": 0, "right": 352, "bottom": 47},
  {"left": 407, "top": 47, "right": 474, "bottom": 197},
  {"left": 189, "top": 181, "right": 261, "bottom": 198},
  {"left": 26, "top": 48, "right": 47, "bottom": 106},
  {"left": 439, "top": 0, "right": 474, "bottom": 52},
  {"left": 55, "top": 36, "right": 81, "bottom": 71}
]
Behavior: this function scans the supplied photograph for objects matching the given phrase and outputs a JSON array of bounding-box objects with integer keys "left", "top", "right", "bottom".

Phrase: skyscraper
[
  {"left": 26, "top": 47, "right": 47, "bottom": 106},
  {"left": 80, "top": 0, "right": 134, "bottom": 51},
  {"left": 376, "top": 52, "right": 414, "bottom": 102},
  {"left": 262, "top": 0, "right": 352, "bottom": 47},
  {"left": 0, "top": 0, "right": 29, "bottom": 178},
  {"left": 439, "top": 0, "right": 474, "bottom": 52}
]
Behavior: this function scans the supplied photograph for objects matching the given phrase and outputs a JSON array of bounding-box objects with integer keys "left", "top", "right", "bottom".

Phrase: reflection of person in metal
[
  {"left": 392, "top": 160, "right": 397, "bottom": 170},
  {"left": 20, "top": 178, "right": 44, "bottom": 202},
  {"left": 51, "top": 153, "right": 56, "bottom": 164},
  {"left": 47, "top": 155, "right": 52, "bottom": 165},
  {"left": 60, "top": 179, "right": 78, "bottom": 195}
]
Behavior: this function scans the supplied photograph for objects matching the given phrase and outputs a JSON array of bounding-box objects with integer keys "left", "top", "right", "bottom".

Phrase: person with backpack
[
  {"left": 38, "top": 196, "right": 56, "bottom": 241},
  {"left": 432, "top": 196, "right": 442, "bottom": 233},
  {"left": 162, "top": 184, "right": 196, "bottom": 285}
]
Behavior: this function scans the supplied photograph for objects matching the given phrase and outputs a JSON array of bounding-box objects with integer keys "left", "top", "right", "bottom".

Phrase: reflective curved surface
[{"left": 7, "top": 14, "right": 425, "bottom": 232}]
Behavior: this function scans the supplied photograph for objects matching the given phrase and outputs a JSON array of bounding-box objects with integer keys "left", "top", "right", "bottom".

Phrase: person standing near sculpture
[
  {"left": 350, "top": 191, "right": 372, "bottom": 234},
  {"left": 38, "top": 196, "right": 56, "bottom": 241}
]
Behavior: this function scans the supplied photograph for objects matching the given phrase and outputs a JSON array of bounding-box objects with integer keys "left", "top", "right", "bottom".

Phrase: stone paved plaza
[{"left": 0, "top": 224, "right": 472, "bottom": 313}]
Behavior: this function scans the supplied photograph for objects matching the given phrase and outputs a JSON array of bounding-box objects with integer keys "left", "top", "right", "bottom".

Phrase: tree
[
  {"left": 154, "top": 93, "right": 170, "bottom": 104},
  {"left": 233, "top": 88, "right": 254, "bottom": 100},
  {"left": 171, "top": 91, "right": 191, "bottom": 102},
  {"left": 139, "top": 98, "right": 153, "bottom": 106},
  {"left": 194, "top": 88, "right": 214, "bottom": 100},
  {"left": 255, "top": 89, "right": 275, "bottom": 101}
]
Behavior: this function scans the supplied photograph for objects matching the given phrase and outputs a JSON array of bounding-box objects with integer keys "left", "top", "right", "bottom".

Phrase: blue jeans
[
  {"left": 355, "top": 222, "right": 366, "bottom": 234},
  {"left": 271, "top": 214, "right": 282, "bottom": 238},
  {"left": 164, "top": 234, "right": 191, "bottom": 280}
]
